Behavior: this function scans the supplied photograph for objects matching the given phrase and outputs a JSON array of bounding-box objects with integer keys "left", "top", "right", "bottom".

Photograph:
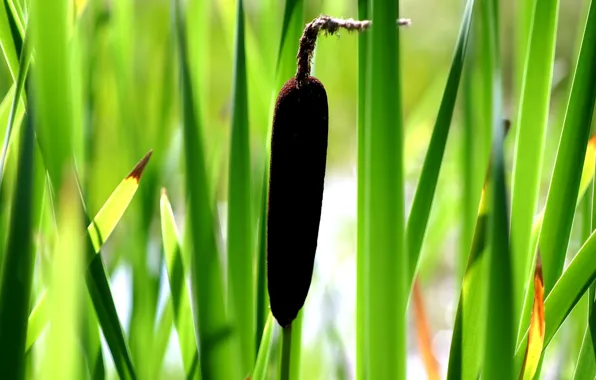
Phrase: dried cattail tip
[
  {"left": 267, "top": 76, "right": 328, "bottom": 328},
  {"left": 296, "top": 15, "right": 412, "bottom": 87}
]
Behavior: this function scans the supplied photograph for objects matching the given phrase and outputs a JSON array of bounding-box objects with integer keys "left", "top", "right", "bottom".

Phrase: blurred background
[{"left": 3, "top": 0, "right": 589, "bottom": 378}]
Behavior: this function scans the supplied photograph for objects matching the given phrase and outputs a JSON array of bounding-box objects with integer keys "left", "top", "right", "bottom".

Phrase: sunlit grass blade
[
  {"left": 407, "top": 0, "right": 474, "bottom": 286},
  {"left": 160, "top": 189, "right": 199, "bottom": 379},
  {"left": 42, "top": 177, "right": 84, "bottom": 380},
  {"left": 227, "top": 0, "right": 254, "bottom": 375},
  {"left": 174, "top": 0, "right": 241, "bottom": 377},
  {"left": 366, "top": 0, "right": 406, "bottom": 378},
  {"left": 87, "top": 150, "right": 153, "bottom": 252},
  {"left": 26, "top": 150, "right": 154, "bottom": 350},
  {"left": 413, "top": 280, "right": 440, "bottom": 380},
  {"left": 509, "top": 0, "right": 560, "bottom": 323},
  {"left": 538, "top": 0, "right": 596, "bottom": 296},
  {"left": 519, "top": 254, "right": 545, "bottom": 380},
  {"left": 0, "top": 111, "right": 34, "bottom": 379},
  {"left": 252, "top": 312, "right": 275, "bottom": 380}
]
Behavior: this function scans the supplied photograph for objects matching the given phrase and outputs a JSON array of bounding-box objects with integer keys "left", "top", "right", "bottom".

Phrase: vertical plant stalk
[
  {"left": 280, "top": 325, "right": 293, "bottom": 380},
  {"left": 227, "top": 0, "right": 253, "bottom": 374},
  {"left": 366, "top": 0, "right": 406, "bottom": 377},
  {"left": 356, "top": 1, "right": 369, "bottom": 379}
]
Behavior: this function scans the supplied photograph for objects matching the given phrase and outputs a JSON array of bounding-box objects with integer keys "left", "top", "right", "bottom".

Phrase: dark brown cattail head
[{"left": 267, "top": 76, "right": 328, "bottom": 327}]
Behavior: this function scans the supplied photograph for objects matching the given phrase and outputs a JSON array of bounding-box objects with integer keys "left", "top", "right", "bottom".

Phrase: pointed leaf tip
[{"left": 127, "top": 149, "right": 153, "bottom": 182}]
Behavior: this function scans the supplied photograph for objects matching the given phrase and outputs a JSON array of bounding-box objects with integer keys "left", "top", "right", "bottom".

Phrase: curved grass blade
[
  {"left": 25, "top": 150, "right": 153, "bottom": 351},
  {"left": 509, "top": 0, "right": 560, "bottom": 324},
  {"left": 519, "top": 254, "right": 545, "bottom": 380},
  {"left": 252, "top": 312, "right": 275, "bottom": 380},
  {"left": 538, "top": 0, "right": 596, "bottom": 296},
  {"left": 174, "top": 0, "right": 241, "bottom": 377},
  {"left": 0, "top": 111, "right": 34, "bottom": 379},
  {"left": 407, "top": 0, "right": 474, "bottom": 286},
  {"left": 227, "top": 0, "right": 254, "bottom": 374},
  {"left": 160, "top": 189, "right": 199, "bottom": 379}
]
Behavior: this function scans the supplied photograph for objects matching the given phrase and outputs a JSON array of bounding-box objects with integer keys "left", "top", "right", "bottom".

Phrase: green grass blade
[
  {"left": 42, "top": 178, "right": 84, "bottom": 380},
  {"left": 407, "top": 0, "right": 474, "bottom": 285},
  {"left": 356, "top": 0, "right": 368, "bottom": 378},
  {"left": 227, "top": 0, "right": 254, "bottom": 374},
  {"left": 85, "top": 253, "right": 136, "bottom": 380},
  {"left": 366, "top": 0, "right": 406, "bottom": 378},
  {"left": 25, "top": 150, "right": 154, "bottom": 350},
  {"left": 174, "top": 0, "right": 241, "bottom": 377},
  {"left": 0, "top": 27, "right": 28, "bottom": 186},
  {"left": 0, "top": 111, "right": 34, "bottom": 379},
  {"left": 539, "top": 0, "right": 596, "bottom": 296},
  {"left": 509, "top": 0, "right": 560, "bottom": 322},
  {"left": 483, "top": 0, "right": 514, "bottom": 372},
  {"left": 252, "top": 312, "right": 275, "bottom": 380},
  {"left": 160, "top": 189, "right": 200, "bottom": 379}
]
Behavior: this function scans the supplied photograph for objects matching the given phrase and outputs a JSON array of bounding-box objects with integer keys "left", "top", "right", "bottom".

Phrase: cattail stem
[
  {"left": 296, "top": 15, "right": 411, "bottom": 87},
  {"left": 280, "top": 324, "right": 293, "bottom": 380}
]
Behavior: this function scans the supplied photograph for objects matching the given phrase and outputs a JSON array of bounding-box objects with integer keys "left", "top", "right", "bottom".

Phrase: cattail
[
  {"left": 267, "top": 15, "right": 411, "bottom": 328},
  {"left": 267, "top": 76, "right": 328, "bottom": 328}
]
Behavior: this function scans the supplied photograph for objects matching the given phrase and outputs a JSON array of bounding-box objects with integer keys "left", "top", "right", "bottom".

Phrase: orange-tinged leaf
[
  {"left": 413, "top": 279, "right": 440, "bottom": 380},
  {"left": 519, "top": 254, "right": 545, "bottom": 380}
]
